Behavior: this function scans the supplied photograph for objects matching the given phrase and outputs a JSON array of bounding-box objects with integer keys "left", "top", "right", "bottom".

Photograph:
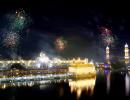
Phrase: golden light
[
  {"left": 1, "top": 84, "right": 7, "bottom": 89},
  {"left": 69, "top": 78, "right": 96, "bottom": 98},
  {"left": 68, "top": 58, "right": 96, "bottom": 77}
]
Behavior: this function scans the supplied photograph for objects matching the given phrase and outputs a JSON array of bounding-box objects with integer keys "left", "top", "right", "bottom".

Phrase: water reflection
[
  {"left": 0, "top": 79, "right": 68, "bottom": 89},
  {"left": 0, "top": 81, "right": 34, "bottom": 89},
  {"left": 2, "top": 70, "right": 130, "bottom": 98},
  {"left": 125, "top": 73, "right": 130, "bottom": 96},
  {"left": 105, "top": 70, "right": 111, "bottom": 94},
  {"left": 69, "top": 77, "right": 96, "bottom": 98}
]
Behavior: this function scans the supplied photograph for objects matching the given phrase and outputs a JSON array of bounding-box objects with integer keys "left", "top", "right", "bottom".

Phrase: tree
[{"left": 111, "top": 56, "right": 126, "bottom": 70}]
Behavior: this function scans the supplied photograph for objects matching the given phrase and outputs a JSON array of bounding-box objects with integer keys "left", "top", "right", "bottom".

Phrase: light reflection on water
[
  {"left": 0, "top": 77, "right": 68, "bottom": 89},
  {"left": 1, "top": 71, "right": 130, "bottom": 98},
  {"left": 106, "top": 71, "right": 110, "bottom": 94},
  {"left": 103, "top": 70, "right": 111, "bottom": 94},
  {"left": 69, "top": 77, "right": 96, "bottom": 98},
  {"left": 125, "top": 73, "right": 130, "bottom": 96}
]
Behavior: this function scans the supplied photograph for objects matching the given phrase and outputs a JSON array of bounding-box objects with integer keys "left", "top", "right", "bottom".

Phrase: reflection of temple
[
  {"left": 68, "top": 58, "right": 96, "bottom": 77},
  {"left": 69, "top": 77, "right": 96, "bottom": 98}
]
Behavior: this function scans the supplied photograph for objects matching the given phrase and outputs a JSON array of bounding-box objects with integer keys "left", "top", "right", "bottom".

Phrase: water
[{"left": 0, "top": 70, "right": 130, "bottom": 100}]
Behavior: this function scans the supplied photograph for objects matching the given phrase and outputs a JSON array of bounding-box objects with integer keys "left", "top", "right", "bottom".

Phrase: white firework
[{"left": 3, "top": 32, "right": 20, "bottom": 48}]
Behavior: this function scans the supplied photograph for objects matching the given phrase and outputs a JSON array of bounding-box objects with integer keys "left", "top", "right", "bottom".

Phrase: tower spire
[
  {"left": 106, "top": 46, "right": 110, "bottom": 64},
  {"left": 125, "top": 43, "right": 129, "bottom": 64}
]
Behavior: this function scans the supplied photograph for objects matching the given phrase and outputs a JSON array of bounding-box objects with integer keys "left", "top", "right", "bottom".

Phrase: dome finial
[
  {"left": 125, "top": 43, "right": 128, "bottom": 47},
  {"left": 106, "top": 46, "right": 109, "bottom": 49}
]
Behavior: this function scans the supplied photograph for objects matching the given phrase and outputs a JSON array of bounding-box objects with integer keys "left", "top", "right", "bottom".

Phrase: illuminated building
[
  {"left": 0, "top": 60, "right": 36, "bottom": 68},
  {"left": 68, "top": 58, "right": 96, "bottom": 77},
  {"left": 106, "top": 46, "right": 110, "bottom": 64},
  {"left": 125, "top": 43, "right": 130, "bottom": 64}
]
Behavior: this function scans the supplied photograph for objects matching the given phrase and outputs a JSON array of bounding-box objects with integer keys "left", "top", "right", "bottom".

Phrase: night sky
[{"left": 0, "top": 0, "right": 129, "bottom": 61}]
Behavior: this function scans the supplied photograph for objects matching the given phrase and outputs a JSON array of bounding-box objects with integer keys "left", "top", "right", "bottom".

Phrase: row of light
[
  {"left": 0, "top": 73, "right": 70, "bottom": 82},
  {"left": 35, "top": 52, "right": 94, "bottom": 68}
]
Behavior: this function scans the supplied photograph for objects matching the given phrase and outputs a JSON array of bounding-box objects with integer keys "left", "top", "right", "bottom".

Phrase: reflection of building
[
  {"left": 68, "top": 58, "right": 96, "bottom": 77},
  {"left": 106, "top": 71, "right": 111, "bottom": 94},
  {"left": 69, "top": 77, "right": 96, "bottom": 98},
  {"left": 125, "top": 43, "right": 129, "bottom": 64},
  {"left": 106, "top": 46, "right": 110, "bottom": 64},
  {"left": 125, "top": 74, "right": 130, "bottom": 96},
  {"left": 0, "top": 81, "right": 35, "bottom": 89}
]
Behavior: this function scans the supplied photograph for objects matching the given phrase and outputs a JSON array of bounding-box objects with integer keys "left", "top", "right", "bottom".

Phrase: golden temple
[{"left": 68, "top": 58, "right": 96, "bottom": 78}]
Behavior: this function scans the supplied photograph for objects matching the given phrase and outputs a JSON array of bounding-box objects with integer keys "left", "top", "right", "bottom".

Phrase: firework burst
[
  {"left": 1, "top": 9, "right": 32, "bottom": 59},
  {"left": 55, "top": 36, "right": 67, "bottom": 51},
  {"left": 101, "top": 33, "right": 114, "bottom": 46},
  {"left": 8, "top": 9, "right": 31, "bottom": 32},
  {"left": 100, "top": 27, "right": 112, "bottom": 35},
  {"left": 99, "top": 27, "right": 117, "bottom": 46},
  {"left": 3, "top": 32, "right": 20, "bottom": 48}
]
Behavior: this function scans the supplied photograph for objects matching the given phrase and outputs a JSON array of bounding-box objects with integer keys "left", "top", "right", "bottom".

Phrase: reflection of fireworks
[
  {"left": 55, "top": 37, "right": 67, "bottom": 51},
  {"left": 3, "top": 32, "right": 20, "bottom": 48},
  {"left": 99, "top": 27, "right": 116, "bottom": 46}
]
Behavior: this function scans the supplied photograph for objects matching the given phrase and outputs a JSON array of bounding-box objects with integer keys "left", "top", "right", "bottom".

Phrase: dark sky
[{"left": 0, "top": 0, "right": 129, "bottom": 61}]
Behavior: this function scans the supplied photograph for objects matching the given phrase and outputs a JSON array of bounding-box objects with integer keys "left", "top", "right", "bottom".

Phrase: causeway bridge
[{"left": 0, "top": 60, "right": 36, "bottom": 68}]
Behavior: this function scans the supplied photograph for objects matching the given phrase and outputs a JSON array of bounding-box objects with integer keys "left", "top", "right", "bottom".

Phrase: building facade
[
  {"left": 125, "top": 43, "right": 130, "bottom": 64},
  {"left": 106, "top": 46, "right": 110, "bottom": 64}
]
